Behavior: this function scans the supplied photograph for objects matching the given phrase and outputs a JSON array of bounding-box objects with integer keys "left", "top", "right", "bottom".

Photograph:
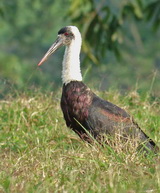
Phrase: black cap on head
[{"left": 58, "top": 27, "right": 69, "bottom": 34}]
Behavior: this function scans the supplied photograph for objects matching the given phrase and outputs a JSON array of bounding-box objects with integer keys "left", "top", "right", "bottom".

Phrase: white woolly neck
[{"left": 62, "top": 28, "right": 82, "bottom": 84}]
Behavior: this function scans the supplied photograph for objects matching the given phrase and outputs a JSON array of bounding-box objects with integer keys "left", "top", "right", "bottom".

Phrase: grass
[{"left": 0, "top": 88, "right": 160, "bottom": 193}]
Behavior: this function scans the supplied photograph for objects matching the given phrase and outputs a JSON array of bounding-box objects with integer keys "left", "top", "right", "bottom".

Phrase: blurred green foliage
[
  {"left": 0, "top": 0, "right": 160, "bottom": 97},
  {"left": 0, "top": 0, "right": 69, "bottom": 97},
  {"left": 68, "top": 0, "right": 160, "bottom": 62}
]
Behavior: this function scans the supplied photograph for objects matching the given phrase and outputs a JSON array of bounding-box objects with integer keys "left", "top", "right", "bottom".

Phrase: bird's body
[
  {"left": 38, "top": 26, "right": 158, "bottom": 153},
  {"left": 61, "top": 80, "right": 156, "bottom": 151}
]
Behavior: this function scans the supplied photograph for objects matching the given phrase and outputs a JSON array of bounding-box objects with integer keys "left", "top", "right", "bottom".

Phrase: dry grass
[{"left": 0, "top": 89, "right": 160, "bottom": 193}]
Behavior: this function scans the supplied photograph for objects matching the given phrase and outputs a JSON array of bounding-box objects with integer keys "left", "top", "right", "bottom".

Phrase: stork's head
[{"left": 38, "top": 26, "right": 81, "bottom": 66}]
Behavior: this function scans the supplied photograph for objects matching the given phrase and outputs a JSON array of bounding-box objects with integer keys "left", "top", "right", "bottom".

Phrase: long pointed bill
[{"left": 38, "top": 36, "right": 63, "bottom": 66}]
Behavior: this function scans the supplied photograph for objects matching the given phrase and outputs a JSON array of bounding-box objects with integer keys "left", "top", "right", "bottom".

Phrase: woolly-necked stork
[{"left": 38, "top": 26, "right": 158, "bottom": 153}]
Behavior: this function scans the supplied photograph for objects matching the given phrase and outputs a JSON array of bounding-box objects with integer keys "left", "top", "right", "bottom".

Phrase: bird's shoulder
[{"left": 62, "top": 81, "right": 93, "bottom": 102}]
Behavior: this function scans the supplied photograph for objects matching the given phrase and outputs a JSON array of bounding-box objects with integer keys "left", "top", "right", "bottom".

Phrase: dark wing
[
  {"left": 85, "top": 95, "right": 131, "bottom": 136},
  {"left": 85, "top": 95, "right": 156, "bottom": 151}
]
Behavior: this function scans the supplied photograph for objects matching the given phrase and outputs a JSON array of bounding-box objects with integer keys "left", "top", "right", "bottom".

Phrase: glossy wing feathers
[{"left": 86, "top": 95, "right": 157, "bottom": 152}]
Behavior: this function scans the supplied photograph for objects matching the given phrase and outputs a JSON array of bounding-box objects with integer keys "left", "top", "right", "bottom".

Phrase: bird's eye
[{"left": 64, "top": 32, "right": 69, "bottom": 36}]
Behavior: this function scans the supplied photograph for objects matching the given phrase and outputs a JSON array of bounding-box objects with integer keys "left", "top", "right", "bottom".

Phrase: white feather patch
[{"left": 62, "top": 26, "right": 83, "bottom": 84}]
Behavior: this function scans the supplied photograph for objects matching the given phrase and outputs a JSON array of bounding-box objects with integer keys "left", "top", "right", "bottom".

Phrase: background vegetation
[
  {"left": 0, "top": 0, "right": 160, "bottom": 96},
  {"left": 0, "top": 0, "right": 160, "bottom": 192}
]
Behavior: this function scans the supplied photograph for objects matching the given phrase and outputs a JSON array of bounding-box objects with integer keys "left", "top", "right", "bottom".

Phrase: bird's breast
[{"left": 61, "top": 81, "right": 93, "bottom": 122}]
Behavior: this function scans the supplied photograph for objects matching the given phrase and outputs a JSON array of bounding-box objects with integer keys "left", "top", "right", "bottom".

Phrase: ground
[{"left": 0, "top": 89, "right": 160, "bottom": 193}]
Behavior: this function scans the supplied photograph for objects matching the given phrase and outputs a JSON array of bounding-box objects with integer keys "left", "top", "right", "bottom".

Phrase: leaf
[
  {"left": 68, "top": 0, "right": 160, "bottom": 64},
  {"left": 145, "top": 0, "right": 160, "bottom": 31},
  {"left": 0, "top": 8, "right": 4, "bottom": 18}
]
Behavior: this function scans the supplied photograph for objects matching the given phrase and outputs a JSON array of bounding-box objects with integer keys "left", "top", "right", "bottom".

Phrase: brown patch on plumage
[{"left": 99, "top": 108, "right": 132, "bottom": 123}]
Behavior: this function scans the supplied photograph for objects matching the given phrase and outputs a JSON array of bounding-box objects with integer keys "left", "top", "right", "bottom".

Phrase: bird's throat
[{"left": 62, "top": 39, "right": 82, "bottom": 84}]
